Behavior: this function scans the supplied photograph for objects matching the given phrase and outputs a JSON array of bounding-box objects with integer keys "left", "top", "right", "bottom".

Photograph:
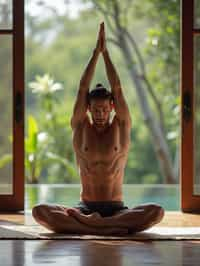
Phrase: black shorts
[{"left": 73, "top": 201, "right": 129, "bottom": 217}]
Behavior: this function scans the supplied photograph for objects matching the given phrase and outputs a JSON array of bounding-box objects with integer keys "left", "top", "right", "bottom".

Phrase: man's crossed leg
[{"left": 32, "top": 203, "right": 164, "bottom": 235}]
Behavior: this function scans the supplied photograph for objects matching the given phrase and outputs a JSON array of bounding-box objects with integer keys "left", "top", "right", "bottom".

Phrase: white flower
[
  {"left": 29, "top": 74, "right": 63, "bottom": 94},
  {"left": 38, "top": 132, "right": 48, "bottom": 142},
  {"left": 46, "top": 113, "right": 52, "bottom": 120},
  {"left": 151, "top": 38, "right": 158, "bottom": 46},
  {"left": 167, "top": 131, "right": 178, "bottom": 140},
  {"left": 28, "top": 154, "right": 35, "bottom": 162}
]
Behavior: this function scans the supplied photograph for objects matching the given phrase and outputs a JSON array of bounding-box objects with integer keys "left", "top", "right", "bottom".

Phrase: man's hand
[
  {"left": 95, "top": 22, "right": 107, "bottom": 54},
  {"left": 101, "top": 22, "right": 107, "bottom": 53}
]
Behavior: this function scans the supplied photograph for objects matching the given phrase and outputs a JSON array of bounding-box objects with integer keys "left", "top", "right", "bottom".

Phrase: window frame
[
  {"left": 0, "top": 0, "right": 24, "bottom": 211},
  {"left": 181, "top": 0, "right": 200, "bottom": 212}
]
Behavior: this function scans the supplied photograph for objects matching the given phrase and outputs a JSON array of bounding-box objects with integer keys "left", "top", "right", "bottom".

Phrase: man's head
[{"left": 87, "top": 83, "right": 114, "bottom": 127}]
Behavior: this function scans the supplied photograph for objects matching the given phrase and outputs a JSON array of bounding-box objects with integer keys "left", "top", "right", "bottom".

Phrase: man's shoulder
[
  {"left": 71, "top": 114, "right": 90, "bottom": 131},
  {"left": 112, "top": 114, "right": 132, "bottom": 130}
]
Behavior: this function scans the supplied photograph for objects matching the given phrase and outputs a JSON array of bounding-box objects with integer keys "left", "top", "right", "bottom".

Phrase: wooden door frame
[
  {"left": 0, "top": 0, "right": 24, "bottom": 211},
  {"left": 181, "top": 0, "right": 200, "bottom": 212}
]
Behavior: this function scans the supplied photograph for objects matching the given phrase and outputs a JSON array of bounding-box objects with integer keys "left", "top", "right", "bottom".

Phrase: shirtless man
[{"left": 32, "top": 22, "right": 164, "bottom": 235}]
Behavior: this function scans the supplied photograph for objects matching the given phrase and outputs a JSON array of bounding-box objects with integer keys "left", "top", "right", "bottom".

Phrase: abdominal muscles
[{"left": 80, "top": 162, "right": 124, "bottom": 201}]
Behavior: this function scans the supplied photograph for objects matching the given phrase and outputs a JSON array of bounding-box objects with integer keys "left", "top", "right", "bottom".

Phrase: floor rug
[{"left": 1, "top": 225, "right": 200, "bottom": 240}]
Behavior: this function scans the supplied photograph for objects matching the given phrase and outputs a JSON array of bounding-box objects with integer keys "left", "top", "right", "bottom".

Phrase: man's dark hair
[{"left": 87, "top": 83, "right": 114, "bottom": 104}]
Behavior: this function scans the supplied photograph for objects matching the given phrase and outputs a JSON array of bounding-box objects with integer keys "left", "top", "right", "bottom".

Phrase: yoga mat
[{"left": 1, "top": 225, "right": 200, "bottom": 240}]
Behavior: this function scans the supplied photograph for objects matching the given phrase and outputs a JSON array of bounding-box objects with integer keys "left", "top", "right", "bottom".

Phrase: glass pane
[
  {"left": 194, "top": 0, "right": 200, "bottom": 28},
  {"left": 0, "top": 35, "right": 13, "bottom": 194},
  {"left": 194, "top": 36, "right": 200, "bottom": 195},
  {"left": 0, "top": 0, "right": 12, "bottom": 29}
]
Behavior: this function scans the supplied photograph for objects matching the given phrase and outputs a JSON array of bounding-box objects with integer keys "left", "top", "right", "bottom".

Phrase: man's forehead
[{"left": 91, "top": 99, "right": 110, "bottom": 107}]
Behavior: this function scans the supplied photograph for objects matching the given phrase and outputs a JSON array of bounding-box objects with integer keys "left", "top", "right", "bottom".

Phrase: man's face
[{"left": 88, "top": 98, "right": 114, "bottom": 127}]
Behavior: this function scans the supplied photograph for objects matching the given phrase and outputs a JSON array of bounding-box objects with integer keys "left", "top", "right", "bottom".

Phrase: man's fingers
[
  {"left": 100, "top": 22, "right": 104, "bottom": 31},
  {"left": 99, "top": 22, "right": 104, "bottom": 33},
  {"left": 100, "top": 21, "right": 104, "bottom": 28},
  {"left": 100, "top": 22, "right": 106, "bottom": 52},
  {"left": 99, "top": 22, "right": 105, "bottom": 37}
]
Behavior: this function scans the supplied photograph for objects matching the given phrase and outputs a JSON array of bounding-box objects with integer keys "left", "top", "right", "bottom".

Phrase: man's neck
[{"left": 93, "top": 122, "right": 110, "bottom": 133}]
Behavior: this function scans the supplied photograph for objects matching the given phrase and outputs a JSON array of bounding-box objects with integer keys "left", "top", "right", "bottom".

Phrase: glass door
[
  {"left": 0, "top": 0, "right": 24, "bottom": 211},
  {"left": 181, "top": 0, "right": 200, "bottom": 212}
]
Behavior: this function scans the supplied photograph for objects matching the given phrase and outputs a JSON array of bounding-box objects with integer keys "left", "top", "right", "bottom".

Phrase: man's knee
[
  {"left": 32, "top": 204, "right": 49, "bottom": 220},
  {"left": 149, "top": 204, "right": 165, "bottom": 223}
]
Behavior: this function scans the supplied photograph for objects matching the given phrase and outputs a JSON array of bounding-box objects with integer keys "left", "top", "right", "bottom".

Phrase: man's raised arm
[
  {"left": 101, "top": 24, "right": 131, "bottom": 125},
  {"left": 70, "top": 24, "right": 103, "bottom": 129},
  {"left": 102, "top": 48, "right": 131, "bottom": 124}
]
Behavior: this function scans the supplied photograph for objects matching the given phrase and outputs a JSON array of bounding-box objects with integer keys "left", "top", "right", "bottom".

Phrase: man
[{"left": 32, "top": 22, "right": 164, "bottom": 235}]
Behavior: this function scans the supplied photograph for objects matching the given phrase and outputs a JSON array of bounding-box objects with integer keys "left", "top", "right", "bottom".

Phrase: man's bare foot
[{"left": 32, "top": 204, "right": 128, "bottom": 235}]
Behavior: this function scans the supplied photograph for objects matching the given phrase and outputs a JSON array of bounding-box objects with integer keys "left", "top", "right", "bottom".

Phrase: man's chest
[
  {"left": 84, "top": 127, "right": 119, "bottom": 153},
  {"left": 73, "top": 121, "right": 121, "bottom": 160}
]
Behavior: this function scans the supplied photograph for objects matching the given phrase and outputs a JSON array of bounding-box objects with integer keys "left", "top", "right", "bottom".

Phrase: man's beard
[{"left": 93, "top": 118, "right": 109, "bottom": 128}]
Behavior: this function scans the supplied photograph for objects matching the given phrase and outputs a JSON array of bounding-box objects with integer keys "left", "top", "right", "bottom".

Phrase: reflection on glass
[
  {"left": 0, "top": 35, "right": 13, "bottom": 194},
  {"left": 194, "top": 0, "right": 200, "bottom": 28},
  {"left": 194, "top": 36, "right": 200, "bottom": 195},
  {"left": 0, "top": 0, "right": 12, "bottom": 29}
]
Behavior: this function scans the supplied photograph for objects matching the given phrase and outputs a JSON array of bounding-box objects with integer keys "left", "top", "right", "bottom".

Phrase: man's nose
[{"left": 97, "top": 111, "right": 104, "bottom": 116}]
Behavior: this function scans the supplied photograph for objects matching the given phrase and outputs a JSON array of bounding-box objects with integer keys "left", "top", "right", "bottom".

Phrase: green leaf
[
  {"left": 45, "top": 152, "right": 78, "bottom": 178},
  {"left": 0, "top": 154, "right": 12, "bottom": 168},
  {"left": 27, "top": 115, "right": 38, "bottom": 153}
]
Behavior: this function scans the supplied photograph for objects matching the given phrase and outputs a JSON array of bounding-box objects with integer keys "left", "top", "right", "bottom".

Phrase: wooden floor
[{"left": 0, "top": 211, "right": 200, "bottom": 266}]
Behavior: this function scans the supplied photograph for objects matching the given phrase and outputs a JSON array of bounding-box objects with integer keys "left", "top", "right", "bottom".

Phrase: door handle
[
  {"left": 15, "top": 91, "right": 23, "bottom": 123},
  {"left": 183, "top": 91, "right": 192, "bottom": 122}
]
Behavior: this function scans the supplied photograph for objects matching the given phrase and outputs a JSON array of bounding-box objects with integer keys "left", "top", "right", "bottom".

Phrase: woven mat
[{"left": 1, "top": 225, "right": 200, "bottom": 240}]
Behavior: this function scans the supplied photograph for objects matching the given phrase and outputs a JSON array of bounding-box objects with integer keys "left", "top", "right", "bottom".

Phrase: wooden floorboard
[
  {"left": 0, "top": 239, "right": 200, "bottom": 266},
  {"left": 0, "top": 212, "right": 200, "bottom": 265}
]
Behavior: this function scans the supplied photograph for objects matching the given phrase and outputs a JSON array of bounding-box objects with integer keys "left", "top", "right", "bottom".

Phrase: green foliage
[
  {"left": 25, "top": 74, "right": 79, "bottom": 183},
  {"left": 0, "top": 154, "right": 12, "bottom": 168},
  {"left": 25, "top": 115, "right": 41, "bottom": 183},
  {"left": 144, "top": 0, "right": 180, "bottom": 158}
]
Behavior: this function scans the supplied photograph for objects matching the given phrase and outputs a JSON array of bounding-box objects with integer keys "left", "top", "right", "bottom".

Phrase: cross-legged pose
[{"left": 32, "top": 22, "right": 164, "bottom": 235}]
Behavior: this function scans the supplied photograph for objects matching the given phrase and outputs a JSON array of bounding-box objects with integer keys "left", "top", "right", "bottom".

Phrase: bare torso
[{"left": 72, "top": 114, "right": 131, "bottom": 201}]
